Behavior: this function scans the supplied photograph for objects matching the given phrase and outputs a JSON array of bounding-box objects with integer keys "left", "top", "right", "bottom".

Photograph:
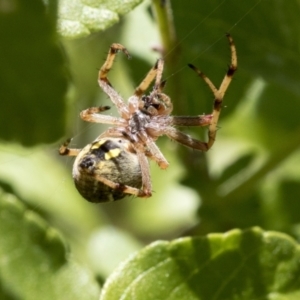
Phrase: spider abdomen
[{"left": 72, "top": 138, "right": 142, "bottom": 203}]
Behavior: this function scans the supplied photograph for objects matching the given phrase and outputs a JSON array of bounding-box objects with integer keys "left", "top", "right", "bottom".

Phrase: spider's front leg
[
  {"left": 138, "top": 59, "right": 175, "bottom": 117},
  {"left": 92, "top": 174, "right": 151, "bottom": 199},
  {"left": 187, "top": 33, "right": 237, "bottom": 150},
  {"left": 99, "top": 44, "right": 131, "bottom": 86},
  {"left": 80, "top": 105, "right": 126, "bottom": 126},
  {"left": 134, "top": 59, "right": 161, "bottom": 98},
  {"left": 164, "top": 127, "right": 210, "bottom": 152},
  {"left": 98, "top": 44, "right": 131, "bottom": 119},
  {"left": 171, "top": 114, "right": 213, "bottom": 127},
  {"left": 127, "top": 59, "right": 162, "bottom": 114}
]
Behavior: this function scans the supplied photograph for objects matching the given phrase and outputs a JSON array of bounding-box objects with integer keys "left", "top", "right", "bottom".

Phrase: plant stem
[
  {"left": 151, "top": 0, "right": 176, "bottom": 55},
  {"left": 151, "top": 0, "right": 183, "bottom": 113}
]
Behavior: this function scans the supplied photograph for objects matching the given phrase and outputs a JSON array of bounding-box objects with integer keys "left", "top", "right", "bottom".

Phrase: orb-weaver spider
[{"left": 59, "top": 34, "right": 237, "bottom": 203}]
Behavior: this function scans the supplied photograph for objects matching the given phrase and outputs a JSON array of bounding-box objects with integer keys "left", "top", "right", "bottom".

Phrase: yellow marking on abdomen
[{"left": 104, "top": 148, "right": 121, "bottom": 160}]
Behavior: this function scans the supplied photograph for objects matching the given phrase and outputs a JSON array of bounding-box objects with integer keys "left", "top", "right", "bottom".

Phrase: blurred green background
[{"left": 1, "top": 0, "right": 300, "bottom": 285}]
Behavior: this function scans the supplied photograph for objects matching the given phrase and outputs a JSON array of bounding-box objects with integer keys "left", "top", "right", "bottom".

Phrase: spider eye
[{"left": 150, "top": 103, "right": 160, "bottom": 110}]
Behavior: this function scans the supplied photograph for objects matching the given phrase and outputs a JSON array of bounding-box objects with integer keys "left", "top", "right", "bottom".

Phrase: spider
[{"left": 59, "top": 34, "right": 237, "bottom": 203}]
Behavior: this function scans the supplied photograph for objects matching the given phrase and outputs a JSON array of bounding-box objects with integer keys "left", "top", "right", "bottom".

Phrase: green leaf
[
  {"left": 162, "top": 0, "right": 300, "bottom": 234},
  {"left": 0, "top": 0, "right": 68, "bottom": 145},
  {"left": 58, "top": 0, "right": 144, "bottom": 39},
  {"left": 0, "top": 143, "right": 103, "bottom": 239},
  {"left": 87, "top": 226, "right": 143, "bottom": 278},
  {"left": 0, "top": 193, "right": 100, "bottom": 299},
  {"left": 100, "top": 227, "right": 300, "bottom": 300},
  {"left": 170, "top": 0, "right": 300, "bottom": 115}
]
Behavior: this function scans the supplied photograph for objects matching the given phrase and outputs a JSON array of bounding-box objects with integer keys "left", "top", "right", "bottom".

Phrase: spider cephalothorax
[{"left": 59, "top": 34, "right": 237, "bottom": 203}]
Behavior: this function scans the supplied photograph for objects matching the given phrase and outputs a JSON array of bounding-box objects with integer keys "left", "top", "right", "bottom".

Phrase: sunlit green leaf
[
  {"left": 167, "top": 0, "right": 300, "bottom": 234},
  {"left": 0, "top": 193, "right": 100, "bottom": 299},
  {"left": 58, "top": 0, "right": 144, "bottom": 39},
  {"left": 100, "top": 228, "right": 300, "bottom": 300},
  {"left": 0, "top": 0, "right": 68, "bottom": 145}
]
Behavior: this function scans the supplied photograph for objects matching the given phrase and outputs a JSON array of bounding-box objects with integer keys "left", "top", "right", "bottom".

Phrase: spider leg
[
  {"left": 99, "top": 43, "right": 131, "bottom": 86},
  {"left": 153, "top": 59, "right": 164, "bottom": 92},
  {"left": 134, "top": 59, "right": 163, "bottom": 97},
  {"left": 157, "top": 79, "right": 167, "bottom": 93},
  {"left": 136, "top": 151, "right": 152, "bottom": 197},
  {"left": 80, "top": 106, "right": 126, "bottom": 126},
  {"left": 98, "top": 44, "right": 131, "bottom": 119},
  {"left": 188, "top": 33, "right": 237, "bottom": 150},
  {"left": 139, "top": 59, "right": 174, "bottom": 116},
  {"left": 97, "top": 127, "right": 129, "bottom": 140},
  {"left": 164, "top": 127, "right": 209, "bottom": 152},
  {"left": 59, "top": 138, "right": 81, "bottom": 156},
  {"left": 94, "top": 174, "right": 151, "bottom": 198},
  {"left": 218, "top": 34, "right": 237, "bottom": 97},
  {"left": 143, "top": 138, "right": 169, "bottom": 169},
  {"left": 130, "top": 59, "right": 168, "bottom": 114},
  {"left": 100, "top": 126, "right": 169, "bottom": 169},
  {"left": 171, "top": 114, "right": 213, "bottom": 126}
]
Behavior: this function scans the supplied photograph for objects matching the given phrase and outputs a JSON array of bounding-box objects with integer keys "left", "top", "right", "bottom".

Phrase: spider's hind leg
[{"left": 94, "top": 174, "right": 151, "bottom": 198}]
